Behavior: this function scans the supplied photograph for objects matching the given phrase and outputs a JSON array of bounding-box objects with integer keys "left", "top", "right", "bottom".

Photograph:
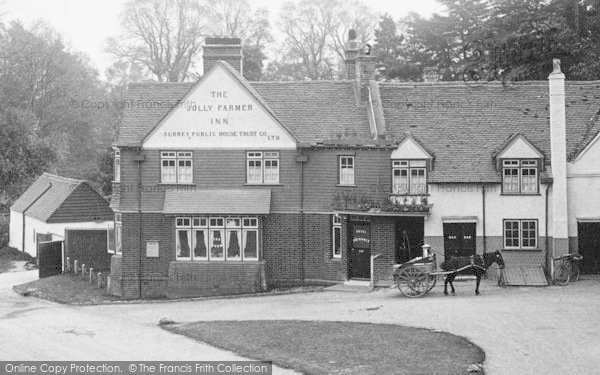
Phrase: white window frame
[
  {"left": 115, "top": 213, "right": 122, "bottom": 255},
  {"left": 503, "top": 219, "right": 538, "bottom": 249},
  {"left": 107, "top": 223, "right": 115, "bottom": 254},
  {"left": 247, "top": 151, "right": 279, "bottom": 184},
  {"left": 332, "top": 214, "right": 342, "bottom": 259},
  {"left": 392, "top": 160, "right": 427, "bottom": 195},
  {"left": 161, "top": 151, "right": 193, "bottom": 184},
  {"left": 176, "top": 216, "right": 260, "bottom": 261},
  {"left": 114, "top": 150, "right": 120, "bottom": 182},
  {"left": 339, "top": 156, "right": 355, "bottom": 185},
  {"left": 502, "top": 159, "right": 538, "bottom": 194}
]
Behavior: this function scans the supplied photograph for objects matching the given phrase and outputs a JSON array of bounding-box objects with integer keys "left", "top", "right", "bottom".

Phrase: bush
[
  {"left": 0, "top": 246, "right": 35, "bottom": 262},
  {"left": 0, "top": 213, "right": 8, "bottom": 248}
]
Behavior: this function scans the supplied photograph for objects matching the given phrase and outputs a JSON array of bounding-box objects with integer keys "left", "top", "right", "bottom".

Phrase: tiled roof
[
  {"left": 163, "top": 189, "right": 271, "bottom": 214},
  {"left": 378, "top": 80, "right": 600, "bottom": 183},
  {"left": 115, "top": 64, "right": 371, "bottom": 147},
  {"left": 10, "top": 173, "right": 112, "bottom": 222}
]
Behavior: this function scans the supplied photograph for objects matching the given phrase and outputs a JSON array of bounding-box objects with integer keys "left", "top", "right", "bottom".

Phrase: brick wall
[
  {"left": 167, "top": 261, "right": 265, "bottom": 298},
  {"left": 64, "top": 229, "right": 112, "bottom": 271},
  {"left": 263, "top": 213, "right": 302, "bottom": 287},
  {"left": 370, "top": 217, "right": 396, "bottom": 286},
  {"left": 109, "top": 255, "right": 122, "bottom": 296},
  {"left": 303, "top": 213, "right": 347, "bottom": 282}
]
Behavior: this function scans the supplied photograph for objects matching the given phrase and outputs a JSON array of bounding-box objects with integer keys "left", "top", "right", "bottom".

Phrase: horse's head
[{"left": 491, "top": 250, "right": 505, "bottom": 269}]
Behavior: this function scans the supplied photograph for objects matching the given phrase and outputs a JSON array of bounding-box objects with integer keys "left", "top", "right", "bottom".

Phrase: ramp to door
[
  {"left": 500, "top": 265, "right": 548, "bottom": 286},
  {"left": 38, "top": 240, "right": 63, "bottom": 278}
]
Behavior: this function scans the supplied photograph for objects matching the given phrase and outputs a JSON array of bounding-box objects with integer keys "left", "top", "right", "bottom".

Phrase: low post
[
  {"left": 81, "top": 264, "right": 86, "bottom": 278},
  {"left": 66, "top": 257, "right": 71, "bottom": 273},
  {"left": 370, "top": 253, "right": 382, "bottom": 290},
  {"left": 106, "top": 276, "right": 111, "bottom": 292},
  {"left": 73, "top": 260, "right": 79, "bottom": 275},
  {"left": 89, "top": 268, "right": 93, "bottom": 284},
  {"left": 97, "top": 273, "right": 103, "bottom": 288}
]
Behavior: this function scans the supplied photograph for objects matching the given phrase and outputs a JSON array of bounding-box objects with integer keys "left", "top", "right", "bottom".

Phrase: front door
[
  {"left": 443, "top": 223, "right": 476, "bottom": 259},
  {"left": 348, "top": 221, "right": 371, "bottom": 279},
  {"left": 578, "top": 222, "right": 600, "bottom": 274}
]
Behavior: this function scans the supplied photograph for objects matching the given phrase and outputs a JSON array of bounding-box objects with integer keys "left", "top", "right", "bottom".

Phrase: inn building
[{"left": 109, "top": 37, "right": 600, "bottom": 298}]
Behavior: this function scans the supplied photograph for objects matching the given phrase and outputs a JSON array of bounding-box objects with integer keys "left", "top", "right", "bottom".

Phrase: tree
[{"left": 107, "top": 0, "right": 209, "bottom": 82}]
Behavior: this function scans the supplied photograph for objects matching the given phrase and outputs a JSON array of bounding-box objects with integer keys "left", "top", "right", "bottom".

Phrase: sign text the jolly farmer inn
[{"left": 143, "top": 64, "right": 296, "bottom": 150}]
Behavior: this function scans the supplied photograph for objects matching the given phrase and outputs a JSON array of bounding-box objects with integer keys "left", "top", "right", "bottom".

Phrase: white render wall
[
  {"left": 9, "top": 213, "right": 112, "bottom": 257},
  {"left": 425, "top": 183, "right": 549, "bottom": 238},
  {"left": 567, "top": 134, "right": 600, "bottom": 236}
]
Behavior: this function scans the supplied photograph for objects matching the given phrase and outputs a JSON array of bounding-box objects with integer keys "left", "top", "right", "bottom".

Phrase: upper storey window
[
  {"left": 339, "top": 156, "right": 355, "bottom": 185},
  {"left": 161, "top": 151, "right": 193, "bottom": 184},
  {"left": 392, "top": 160, "right": 427, "bottom": 195},
  {"left": 247, "top": 151, "right": 279, "bottom": 184},
  {"left": 502, "top": 159, "right": 538, "bottom": 194}
]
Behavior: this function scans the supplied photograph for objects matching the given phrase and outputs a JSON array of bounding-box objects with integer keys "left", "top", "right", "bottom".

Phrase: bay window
[
  {"left": 502, "top": 159, "right": 538, "bottom": 194},
  {"left": 392, "top": 160, "right": 427, "bottom": 194},
  {"left": 161, "top": 151, "right": 193, "bottom": 184},
  {"left": 504, "top": 219, "right": 538, "bottom": 249},
  {"left": 175, "top": 216, "right": 260, "bottom": 261}
]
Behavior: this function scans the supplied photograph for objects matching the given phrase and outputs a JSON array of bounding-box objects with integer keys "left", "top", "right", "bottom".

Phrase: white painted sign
[
  {"left": 146, "top": 241, "right": 159, "bottom": 258},
  {"left": 143, "top": 64, "right": 297, "bottom": 150}
]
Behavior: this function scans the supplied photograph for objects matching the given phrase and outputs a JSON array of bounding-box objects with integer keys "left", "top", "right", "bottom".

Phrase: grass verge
[
  {"left": 13, "top": 274, "right": 119, "bottom": 305},
  {"left": 164, "top": 320, "right": 485, "bottom": 375}
]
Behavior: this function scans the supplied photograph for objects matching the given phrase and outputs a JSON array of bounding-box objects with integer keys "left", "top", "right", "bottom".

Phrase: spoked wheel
[
  {"left": 395, "top": 266, "right": 430, "bottom": 298},
  {"left": 426, "top": 274, "right": 437, "bottom": 292},
  {"left": 553, "top": 263, "right": 570, "bottom": 286}
]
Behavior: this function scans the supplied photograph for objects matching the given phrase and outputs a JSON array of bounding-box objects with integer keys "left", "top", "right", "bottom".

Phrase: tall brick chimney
[
  {"left": 344, "top": 30, "right": 377, "bottom": 102},
  {"left": 548, "top": 58, "right": 569, "bottom": 259},
  {"left": 203, "top": 37, "right": 243, "bottom": 74}
]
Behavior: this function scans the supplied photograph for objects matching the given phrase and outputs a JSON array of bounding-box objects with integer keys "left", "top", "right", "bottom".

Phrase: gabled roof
[
  {"left": 493, "top": 133, "right": 545, "bottom": 159},
  {"left": 115, "top": 63, "right": 371, "bottom": 147},
  {"left": 10, "top": 173, "right": 113, "bottom": 223},
  {"left": 379, "top": 80, "right": 600, "bottom": 183},
  {"left": 391, "top": 132, "right": 435, "bottom": 159}
]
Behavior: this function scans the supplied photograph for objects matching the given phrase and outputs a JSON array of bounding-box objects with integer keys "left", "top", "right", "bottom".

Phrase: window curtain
[
  {"left": 244, "top": 230, "right": 257, "bottom": 258},
  {"left": 194, "top": 231, "right": 206, "bottom": 258},
  {"left": 228, "top": 230, "right": 241, "bottom": 258},
  {"left": 179, "top": 230, "right": 190, "bottom": 257},
  {"left": 211, "top": 231, "right": 224, "bottom": 258}
]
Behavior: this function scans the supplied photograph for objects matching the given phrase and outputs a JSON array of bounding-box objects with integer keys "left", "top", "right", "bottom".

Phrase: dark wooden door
[
  {"left": 443, "top": 223, "right": 476, "bottom": 258},
  {"left": 348, "top": 222, "right": 371, "bottom": 279},
  {"left": 578, "top": 222, "right": 600, "bottom": 274},
  {"left": 38, "top": 241, "right": 63, "bottom": 278}
]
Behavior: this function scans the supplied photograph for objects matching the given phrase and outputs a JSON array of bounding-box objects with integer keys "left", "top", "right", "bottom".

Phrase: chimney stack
[
  {"left": 548, "top": 58, "right": 569, "bottom": 259},
  {"left": 344, "top": 30, "right": 377, "bottom": 102},
  {"left": 422, "top": 67, "right": 439, "bottom": 83},
  {"left": 203, "top": 37, "right": 243, "bottom": 74}
]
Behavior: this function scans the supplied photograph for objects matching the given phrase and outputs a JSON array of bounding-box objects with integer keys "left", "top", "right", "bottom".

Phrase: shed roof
[{"left": 10, "top": 173, "right": 113, "bottom": 223}]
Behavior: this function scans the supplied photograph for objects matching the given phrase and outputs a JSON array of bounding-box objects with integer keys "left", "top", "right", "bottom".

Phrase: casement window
[
  {"left": 114, "top": 150, "right": 120, "bottom": 182},
  {"left": 502, "top": 160, "right": 538, "bottom": 194},
  {"left": 161, "top": 151, "right": 193, "bottom": 184},
  {"left": 247, "top": 151, "right": 279, "bottom": 184},
  {"left": 392, "top": 160, "right": 427, "bottom": 194},
  {"left": 339, "top": 156, "right": 355, "bottom": 185},
  {"left": 332, "top": 214, "right": 342, "bottom": 258},
  {"left": 107, "top": 224, "right": 115, "bottom": 254},
  {"left": 504, "top": 219, "right": 538, "bottom": 249},
  {"left": 115, "top": 213, "right": 122, "bottom": 254},
  {"left": 175, "top": 216, "right": 259, "bottom": 261}
]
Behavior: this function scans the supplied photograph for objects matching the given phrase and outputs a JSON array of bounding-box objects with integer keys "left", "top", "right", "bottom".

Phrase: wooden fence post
[
  {"left": 74, "top": 260, "right": 79, "bottom": 275},
  {"left": 66, "top": 257, "right": 71, "bottom": 273},
  {"left": 81, "top": 264, "right": 86, "bottom": 278},
  {"left": 97, "top": 273, "right": 103, "bottom": 288},
  {"left": 89, "top": 268, "right": 93, "bottom": 284},
  {"left": 106, "top": 276, "right": 111, "bottom": 292}
]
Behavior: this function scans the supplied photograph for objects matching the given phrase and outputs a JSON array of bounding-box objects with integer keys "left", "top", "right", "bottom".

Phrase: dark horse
[{"left": 441, "top": 251, "right": 505, "bottom": 295}]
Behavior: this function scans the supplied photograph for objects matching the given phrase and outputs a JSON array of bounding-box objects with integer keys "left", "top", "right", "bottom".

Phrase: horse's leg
[
  {"left": 444, "top": 275, "right": 449, "bottom": 295},
  {"left": 475, "top": 270, "right": 481, "bottom": 295},
  {"left": 449, "top": 273, "right": 456, "bottom": 295}
]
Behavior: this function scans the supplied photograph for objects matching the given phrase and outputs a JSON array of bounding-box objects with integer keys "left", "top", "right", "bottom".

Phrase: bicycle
[{"left": 553, "top": 253, "right": 583, "bottom": 286}]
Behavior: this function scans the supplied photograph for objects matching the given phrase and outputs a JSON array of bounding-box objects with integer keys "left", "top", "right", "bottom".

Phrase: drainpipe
[
  {"left": 545, "top": 182, "right": 551, "bottom": 276},
  {"left": 482, "top": 184, "right": 487, "bottom": 254},
  {"left": 296, "top": 152, "right": 308, "bottom": 286},
  {"left": 22, "top": 182, "right": 52, "bottom": 255},
  {"left": 133, "top": 150, "right": 145, "bottom": 298}
]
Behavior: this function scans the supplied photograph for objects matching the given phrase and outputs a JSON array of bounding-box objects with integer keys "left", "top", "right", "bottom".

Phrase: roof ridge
[{"left": 42, "top": 172, "right": 83, "bottom": 185}]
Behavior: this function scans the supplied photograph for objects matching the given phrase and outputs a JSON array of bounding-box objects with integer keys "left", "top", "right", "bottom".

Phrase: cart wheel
[
  {"left": 426, "top": 274, "right": 437, "bottom": 292},
  {"left": 395, "top": 266, "right": 429, "bottom": 298},
  {"left": 553, "top": 263, "right": 570, "bottom": 286}
]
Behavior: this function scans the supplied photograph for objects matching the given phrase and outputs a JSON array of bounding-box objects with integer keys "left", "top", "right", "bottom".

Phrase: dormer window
[
  {"left": 502, "top": 159, "right": 538, "bottom": 194},
  {"left": 392, "top": 160, "right": 427, "bottom": 195}
]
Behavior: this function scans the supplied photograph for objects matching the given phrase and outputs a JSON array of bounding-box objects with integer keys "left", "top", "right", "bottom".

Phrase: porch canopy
[{"left": 163, "top": 189, "right": 271, "bottom": 215}]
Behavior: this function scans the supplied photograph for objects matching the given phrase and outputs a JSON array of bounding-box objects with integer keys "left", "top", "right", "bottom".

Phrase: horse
[{"left": 441, "top": 250, "right": 505, "bottom": 295}]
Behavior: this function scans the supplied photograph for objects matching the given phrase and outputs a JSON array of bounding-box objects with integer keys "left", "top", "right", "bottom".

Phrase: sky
[{"left": 4, "top": 0, "right": 445, "bottom": 80}]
